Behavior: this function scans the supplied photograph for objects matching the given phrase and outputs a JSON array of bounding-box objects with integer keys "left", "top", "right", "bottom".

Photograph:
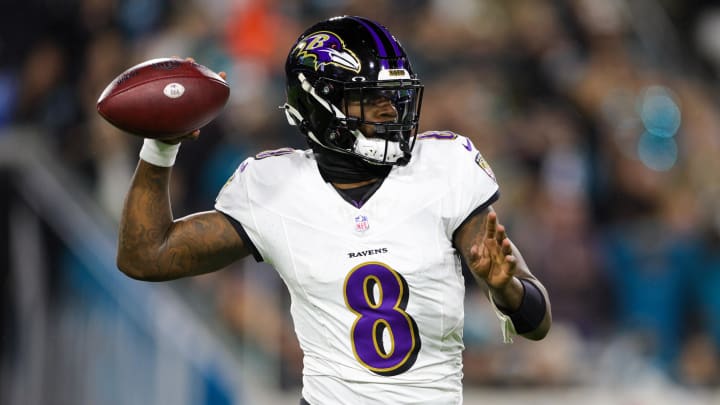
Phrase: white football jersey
[{"left": 215, "top": 132, "right": 499, "bottom": 405}]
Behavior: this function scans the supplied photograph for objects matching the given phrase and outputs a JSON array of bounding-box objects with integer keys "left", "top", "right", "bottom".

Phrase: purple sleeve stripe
[{"left": 417, "top": 131, "right": 457, "bottom": 140}]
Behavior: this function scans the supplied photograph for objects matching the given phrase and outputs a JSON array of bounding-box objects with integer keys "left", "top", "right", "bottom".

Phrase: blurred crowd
[{"left": 3, "top": 0, "right": 720, "bottom": 392}]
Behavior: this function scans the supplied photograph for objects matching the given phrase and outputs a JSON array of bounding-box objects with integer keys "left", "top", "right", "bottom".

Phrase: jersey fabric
[{"left": 215, "top": 131, "right": 499, "bottom": 405}]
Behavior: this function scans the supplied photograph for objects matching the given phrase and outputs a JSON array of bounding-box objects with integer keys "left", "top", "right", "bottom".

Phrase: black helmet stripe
[{"left": 348, "top": 16, "right": 405, "bottom": 70}]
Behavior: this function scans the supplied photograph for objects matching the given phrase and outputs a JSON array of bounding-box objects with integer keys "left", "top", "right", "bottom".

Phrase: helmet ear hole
[
  {"left": 315, "top": 81, "right": 334, "bottom": 97},
  {"left": 314, "top": 80, "right": 344, "bottom": 105}
]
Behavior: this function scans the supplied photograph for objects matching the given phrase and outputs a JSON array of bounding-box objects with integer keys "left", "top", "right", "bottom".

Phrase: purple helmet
[{"left": 283, "top": 16, "right": 423, "bottom": 166}]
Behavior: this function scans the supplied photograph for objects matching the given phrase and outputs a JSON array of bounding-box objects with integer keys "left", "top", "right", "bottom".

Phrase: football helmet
[{"left": 283, "top": 16, "right": 423, "bottom": 166}]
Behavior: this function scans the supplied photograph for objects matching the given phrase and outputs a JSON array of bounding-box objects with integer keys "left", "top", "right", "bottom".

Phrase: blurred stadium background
[{"left": 1, "top": 0, "right": 720, "bottom": 404}]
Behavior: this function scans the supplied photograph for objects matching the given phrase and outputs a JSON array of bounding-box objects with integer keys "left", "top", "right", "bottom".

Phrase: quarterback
[{"left": 116, "top": 16, "right": 552, "bottom": 405}]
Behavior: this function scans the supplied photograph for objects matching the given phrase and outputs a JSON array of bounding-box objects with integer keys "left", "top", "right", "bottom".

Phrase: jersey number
[{"left": 343, "top": 262, "right": 421, "bottom": 376}]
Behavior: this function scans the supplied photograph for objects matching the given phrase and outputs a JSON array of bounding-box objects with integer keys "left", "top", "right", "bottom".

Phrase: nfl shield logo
[{"left": 354, "top": 215, "right": 370, "bottom": 233}]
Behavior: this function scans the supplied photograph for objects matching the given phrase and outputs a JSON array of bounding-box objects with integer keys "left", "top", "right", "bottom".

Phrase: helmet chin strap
[
  {"left": 284, "top": 73, "right": 406, "bottom": 164},
  {"left": 353, "top": 132, "right": 404, "bottom": 163}
]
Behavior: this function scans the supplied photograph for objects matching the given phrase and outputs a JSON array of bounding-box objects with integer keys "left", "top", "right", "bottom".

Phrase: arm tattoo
[
  {"left": 454, "top": 211, "right": 486, "bottom": 264},
  {"left": 118, "top": 161, "right": 247, "bottom": 280}
]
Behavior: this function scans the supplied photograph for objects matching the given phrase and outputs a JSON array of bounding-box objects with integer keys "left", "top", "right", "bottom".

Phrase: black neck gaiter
[{"left": 312, "top": 145, "right": 392, "bottom": 184}]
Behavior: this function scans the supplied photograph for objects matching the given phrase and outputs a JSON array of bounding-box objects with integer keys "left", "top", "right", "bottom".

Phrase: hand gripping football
[{"left": 97, "top": 58, "right": 230, "bottom": 139}]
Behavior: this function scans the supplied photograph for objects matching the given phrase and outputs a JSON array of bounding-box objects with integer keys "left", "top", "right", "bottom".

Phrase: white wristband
[{"left": 139, "top": 138, "right": 180, "bottom": 167}]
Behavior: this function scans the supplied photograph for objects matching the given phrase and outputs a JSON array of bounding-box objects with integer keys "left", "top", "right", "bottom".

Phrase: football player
[{"left": 117, "top": 16, "right": 551, "bottom": 405}]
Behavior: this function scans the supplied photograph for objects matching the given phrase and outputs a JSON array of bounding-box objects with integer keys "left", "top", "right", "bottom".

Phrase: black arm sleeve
[{"left": 498, "top": 279, "right": 547, "bottom": 334}]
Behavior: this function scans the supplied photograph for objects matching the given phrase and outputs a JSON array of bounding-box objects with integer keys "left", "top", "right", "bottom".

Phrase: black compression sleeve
[{"left": 498, "top": 279, "right": 546, "bottom": 334}]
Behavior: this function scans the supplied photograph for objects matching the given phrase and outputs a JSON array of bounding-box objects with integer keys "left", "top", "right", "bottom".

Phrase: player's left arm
[{"left": 454, "top": 207, "right": 552, "bottom": 340}]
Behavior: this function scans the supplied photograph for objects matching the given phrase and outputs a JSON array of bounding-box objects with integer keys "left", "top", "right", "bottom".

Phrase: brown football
[{"left": 97, "top": 58, "right": 230, "bottom": 139}]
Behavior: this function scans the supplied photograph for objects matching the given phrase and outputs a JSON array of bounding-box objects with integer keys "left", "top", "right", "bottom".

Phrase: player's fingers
[
  {"left": 173, "top": 56, "right": 196, "bottom": 63},
  {"left": 162, "top": 129, "right": 200, "bottom": 144},
  {"left": 470, "top": 243, "right": 480, "bottom": 260},
  {"left": 503, "top": 255, "right": 517, "bottom": 274},
  {"left": 496, "top": 224, "right": 506, "bottom": 245},
  {"left": 219, "top": 71, "right": 227, "bottom": 80},
  {"left": 471, "top": 239, "right": 487, "bottom": 257},
  {"left": 485, "top": 211, "right": 497, "bottom": 239},
  {"left": 501, "top": 238, "right": 512, "bottom": 256},
  {"left": 484, "top": 235, "right": 502, "bottom": 262}
]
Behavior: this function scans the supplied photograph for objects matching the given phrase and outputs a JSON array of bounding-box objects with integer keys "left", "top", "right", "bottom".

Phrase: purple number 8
[{"left": 343, "top": 262, "right": 421, "bottom": 376}]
